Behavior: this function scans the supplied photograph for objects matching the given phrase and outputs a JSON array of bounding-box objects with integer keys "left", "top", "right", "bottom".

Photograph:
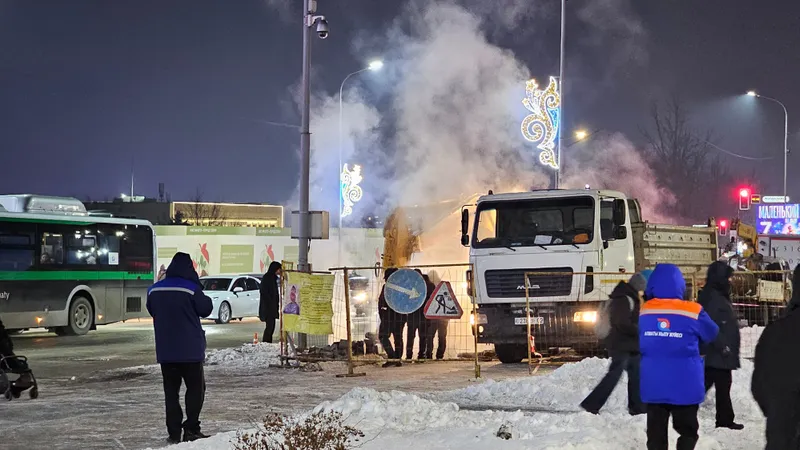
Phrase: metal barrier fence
[{"left": 519, "top": 270, "right": 793, "bottom": 372}]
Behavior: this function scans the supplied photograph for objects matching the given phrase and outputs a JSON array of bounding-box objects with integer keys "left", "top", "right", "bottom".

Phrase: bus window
[
  {"left": 65, "top": 231, "right": 98, "bottom": 265},
  {"left": 0, "top": 222, "right": 35, "bottom": 271},
  {"left": 120, "top": 226, "right": 154, "bottom": 273},
  {"left": 40, "top": 232, "right": 64, "bottom": 265}
]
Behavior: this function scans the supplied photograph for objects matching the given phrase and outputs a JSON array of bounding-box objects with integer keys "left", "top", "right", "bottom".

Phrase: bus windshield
[{"left": 472, "top": 196, "right": 595, "bottom": 248}]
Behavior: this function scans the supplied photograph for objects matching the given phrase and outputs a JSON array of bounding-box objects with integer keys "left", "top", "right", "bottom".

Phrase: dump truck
[{"left": 460, "top": 189, "right": 720, "bottom": 363}]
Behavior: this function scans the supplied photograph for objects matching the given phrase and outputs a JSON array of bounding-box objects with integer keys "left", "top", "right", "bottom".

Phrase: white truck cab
[{"left": 460, "top": 189, "right": 716, "bottom": 363}]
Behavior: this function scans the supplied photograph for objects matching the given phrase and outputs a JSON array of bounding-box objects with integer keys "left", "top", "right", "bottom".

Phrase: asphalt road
[{"left": 12, "top": 318, "right": 266, "bottom": 379}]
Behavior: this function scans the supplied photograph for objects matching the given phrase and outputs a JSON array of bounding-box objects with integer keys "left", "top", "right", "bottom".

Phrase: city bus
[{"left": 0, "top": 197, "right": 156, "bottom": 335}]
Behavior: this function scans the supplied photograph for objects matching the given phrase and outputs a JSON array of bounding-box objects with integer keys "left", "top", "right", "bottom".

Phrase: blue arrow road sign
[{"left": 384, "top": 269, "right": 427, "bottom": 314}]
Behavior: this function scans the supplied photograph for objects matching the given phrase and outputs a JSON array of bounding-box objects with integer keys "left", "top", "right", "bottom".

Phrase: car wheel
[
  {"left": 215, "top": 302, "right": 232, "bottom": 325},
  {"left": 58, "top": 296, "right": 93, "bottom": 336}
]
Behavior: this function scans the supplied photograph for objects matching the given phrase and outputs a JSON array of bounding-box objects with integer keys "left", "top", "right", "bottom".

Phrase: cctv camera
[{"left": 316, "top": 19, "right": 329, "bottom": 39}]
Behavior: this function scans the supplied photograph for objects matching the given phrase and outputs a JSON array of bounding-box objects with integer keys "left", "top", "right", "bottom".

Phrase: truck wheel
[
  {"left": 495, "top": 344, "right": 525, "bottom": 364},
  {"left": 59, "top": 296, "right": 94, "bottom": 336}
]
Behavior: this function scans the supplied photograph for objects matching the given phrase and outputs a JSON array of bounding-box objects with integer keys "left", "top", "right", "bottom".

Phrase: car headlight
[
  {"left": 573, "top": 311, "right": 597, "bottom": 323},
  {"left": 352, "top": 292, "right": 368, "bottom": 303}
]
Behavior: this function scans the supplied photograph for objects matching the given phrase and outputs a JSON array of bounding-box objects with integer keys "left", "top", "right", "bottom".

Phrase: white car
[{"left": 199, "top": 275, "right": 262, "bottom": 324}]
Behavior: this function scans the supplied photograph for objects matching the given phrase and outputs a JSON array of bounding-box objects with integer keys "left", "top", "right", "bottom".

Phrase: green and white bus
[{"left": 0, "top": 196, "right": 156, "bottom": 335}]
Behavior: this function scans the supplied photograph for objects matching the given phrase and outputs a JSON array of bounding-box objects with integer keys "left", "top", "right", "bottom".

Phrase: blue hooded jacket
[
  {"left": 146, "top": 252, "right": 213, "bottom": 364},
  {"left": 639, "top": 264, "right": 719, "bottom": 405}
]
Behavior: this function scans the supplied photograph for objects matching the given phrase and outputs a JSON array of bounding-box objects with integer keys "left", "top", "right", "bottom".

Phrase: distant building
[{"left": 84, "top": 197, "right": 283, "bottom": 227}]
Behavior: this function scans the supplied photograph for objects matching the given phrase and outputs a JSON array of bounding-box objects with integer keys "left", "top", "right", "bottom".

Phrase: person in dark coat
[
  {"left": 405, "top": 270, "right": 431, "bottom": 360},
  {"left": 378, "top": 268, "right": 404, "bottom": 367},
  {"left": 752, "top": 264, "right": 800, "bottom": 450},
  {"left": 146, "top": 252, "right": 214, "bottom": 444},
  {"left": 581, "top": 272, "right": 648, "bottom": 415},
  {"left": 698, "top": 261, "right": 743, "bottom": 430},
  {"left": 259, "top": 261, "right": 282, "bottom": 343}
]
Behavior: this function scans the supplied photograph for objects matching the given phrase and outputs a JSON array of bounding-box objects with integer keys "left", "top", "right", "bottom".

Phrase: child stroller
[{"left": 0, "top": 355, "right": 38, "bottom": 400}]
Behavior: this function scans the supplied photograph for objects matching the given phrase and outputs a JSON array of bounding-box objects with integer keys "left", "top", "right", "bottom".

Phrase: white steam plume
[{"left": 291, "top": 0, "right": 673, "bottom": 226}]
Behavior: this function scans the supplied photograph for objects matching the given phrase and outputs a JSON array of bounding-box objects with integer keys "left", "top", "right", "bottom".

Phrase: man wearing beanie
[
  {"left": 581, "top": 272, "right": 648, "bottom": 415},
  {"left": 640, "top": 264, "right": 718, "bottom": 450}
]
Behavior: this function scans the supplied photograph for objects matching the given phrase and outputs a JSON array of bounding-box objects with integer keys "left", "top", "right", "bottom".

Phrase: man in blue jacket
[
  {"left": 147, "top": 252, "right": 214, "bottom": 444},
  {"left": 639, "top": 264, "right": 719, "bottom": 450}
]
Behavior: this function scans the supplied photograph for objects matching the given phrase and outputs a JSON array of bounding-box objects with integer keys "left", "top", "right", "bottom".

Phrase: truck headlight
[
  {"left": 470, "top": 313, "right": 487, "bottom": 325},
  {"left": 573, "top": 311, "right": 597, "bottom": 323}
]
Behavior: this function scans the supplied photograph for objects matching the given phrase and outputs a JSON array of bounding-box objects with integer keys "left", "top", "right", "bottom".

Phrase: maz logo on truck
[{"left": 517, "top": 283, "right": 540, "bottom": 290}]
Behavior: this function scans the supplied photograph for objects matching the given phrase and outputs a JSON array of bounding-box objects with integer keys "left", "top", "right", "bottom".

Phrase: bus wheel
[
  {"left": 61, "top": 297, "right": 93, "bottom": 336},
  {"left": 215, "top": 302, "right": 232, "bottom": 325}
]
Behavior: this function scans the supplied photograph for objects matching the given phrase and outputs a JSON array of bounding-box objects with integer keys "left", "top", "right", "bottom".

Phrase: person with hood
[
  {"left": 378, "top": 268, "right": 404, "bottom": 367},
  {"left": 698, "top": 261, "right": 743, "bottom": 430},
  {"left": 639, "top": 263, "right": 719, "bottom": 450},
  {"left": 259, "top": 261, "right": 282, "bottom": 343},
  {"left": 580, "top": 272, "right": 648, "bottom": 415},
  {"left": 147, "top": 252, "right": 214, "bottom": 444},
  {"left": 752, "top": 264, "right": 800, "bottom": 449}
]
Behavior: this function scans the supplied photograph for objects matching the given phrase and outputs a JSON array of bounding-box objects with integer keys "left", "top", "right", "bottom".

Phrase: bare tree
[
  {"left": 642, "top": 97, "right": 730, "bottom": 221},
  {"left": 177, "top": 189, "right": 227, "bottom": 226}
]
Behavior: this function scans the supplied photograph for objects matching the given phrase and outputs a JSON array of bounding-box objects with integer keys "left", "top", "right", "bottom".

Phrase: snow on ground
[
  {"left": 150, "top": 357, "right": 766, "bottom": 450},
  {"left": 204, "top": 342, "right": 281, "bottom": 368},
  {"left": 740, "top": 325, "right": 763, "bottom": 359}
]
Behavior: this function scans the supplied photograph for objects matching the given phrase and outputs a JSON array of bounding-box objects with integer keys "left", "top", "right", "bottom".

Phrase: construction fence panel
[
  {"left": 699, "top": 270, "right": 792, "bottom": 360},
  {"left": 520, "top": 271, "right": 633, "bottom": 363},
  {"left": 332, "top": 263, "right": 480, "bottom": 373}
]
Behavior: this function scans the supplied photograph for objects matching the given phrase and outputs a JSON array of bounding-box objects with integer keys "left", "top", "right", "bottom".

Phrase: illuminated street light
[
  {"left": 575, "top": 130, "right": 588, "bottom": 140},
  {"left": 746, "top": 89, "right": 789, "bottom": 199},
  {"left": 368, "top": 60, "right": 384, "bottom": 71}
]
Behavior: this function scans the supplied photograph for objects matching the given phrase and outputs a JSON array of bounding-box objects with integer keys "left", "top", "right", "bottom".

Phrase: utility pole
[{"left": 555, "top": 0, "right": 566, "bottom": 189}]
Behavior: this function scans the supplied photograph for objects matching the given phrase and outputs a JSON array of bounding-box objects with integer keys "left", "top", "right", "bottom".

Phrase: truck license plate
[{"left": 515, "top": 316, "right": 544, "bottom": 326}]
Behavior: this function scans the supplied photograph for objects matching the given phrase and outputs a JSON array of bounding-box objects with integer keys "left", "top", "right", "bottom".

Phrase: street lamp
[
  {"left": 747, "top": 90, "right": 789, "bottom": 199},
  {"left": 337, "top": 59, "right": 383, "bottom": 264},
  {"left": 574, "top": 129, "right": 588, "bottom": 141}
]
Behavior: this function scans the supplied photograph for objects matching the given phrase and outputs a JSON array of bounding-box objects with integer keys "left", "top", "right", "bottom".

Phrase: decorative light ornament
[
  {"left": 340, "top": 163, "right": 363, "bottom": 218},
  {"left": 520, "top": 76, "right": 561, "bottom": 169}
]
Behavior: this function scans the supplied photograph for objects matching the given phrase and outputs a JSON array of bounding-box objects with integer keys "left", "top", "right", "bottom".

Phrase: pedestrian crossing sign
[{"left": 423, "top": 281, "right": 463, "bottom": 319}]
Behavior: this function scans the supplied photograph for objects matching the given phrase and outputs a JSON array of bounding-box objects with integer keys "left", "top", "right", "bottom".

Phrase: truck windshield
[{"left": 472, "top": 196, "right": 595, "bottom": 248}]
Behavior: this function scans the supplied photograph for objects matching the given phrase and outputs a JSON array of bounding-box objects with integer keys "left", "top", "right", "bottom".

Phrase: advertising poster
[
  {"left": 757, "top": 204, "right": 800, "bottom": 235},
  {"left": 219, "top": 245, "right": 255, "bottom": 274},
  {"left": 283, "top": 271, "right": 334, "bottom": 335}
]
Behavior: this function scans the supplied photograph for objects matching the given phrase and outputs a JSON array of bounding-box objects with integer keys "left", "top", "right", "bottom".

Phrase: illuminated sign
[
  {"left": 757, "top": 204, "right": 800, "bottom": 235},
  {"left": 521, "top": 77, "right": 561, "bottom": 170},
  {"left": 762, "top": 196, "right": 791, "bottom": 204}
]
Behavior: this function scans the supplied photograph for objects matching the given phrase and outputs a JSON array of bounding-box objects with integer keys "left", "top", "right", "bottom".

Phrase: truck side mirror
[
  {"left": 614, "top": 226, "right": 627, "bottom": 240},
  {"left": 460, "top": 209, "right": 470, "bottom": 247}
]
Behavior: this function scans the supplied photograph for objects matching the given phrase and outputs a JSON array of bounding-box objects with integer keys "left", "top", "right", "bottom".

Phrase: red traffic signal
[
  {"left": 739, "top": 188, "right": 752, "bottom": 211},
  {"left": 718, "top": 219, "right": 728, "bottom": 236}
]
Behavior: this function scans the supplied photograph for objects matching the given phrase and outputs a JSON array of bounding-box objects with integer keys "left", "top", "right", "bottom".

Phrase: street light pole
[
  {"left": 297, "top": 0, "right": 328, "bottom": 350},
  {"left": 337, "top": 61, "right": 382, "bottom": 266},
  {"left": 555, "top": 0, "right": 566, "bottom": 189},
  {"left": 749, "top": 91, "right": 789, "bottom": 199}
]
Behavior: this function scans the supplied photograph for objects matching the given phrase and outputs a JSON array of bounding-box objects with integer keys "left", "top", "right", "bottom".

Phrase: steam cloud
[{"left": 291, "top": 0, "right": 670, "bottom": 225}]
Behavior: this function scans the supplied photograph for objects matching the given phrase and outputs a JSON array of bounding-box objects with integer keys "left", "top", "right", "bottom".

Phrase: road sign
[
  {"left": 384, "top": 269, "right": 427, "bottom": 314},
  {"left": 751, "top": 194, "right": 762, "bottom": 204},
  {"left": 423, "top": 281, "right": 464, "bottom": 319},
  {"left": 763, "top": 196, "right": 791, "bottom": 204}
]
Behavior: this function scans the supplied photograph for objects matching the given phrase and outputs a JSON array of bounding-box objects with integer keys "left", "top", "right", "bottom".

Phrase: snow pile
[
  {"left": 151, "top": 358, "right": 766, "bottom": 450},
  {"left": 740, "top": 325, "right": 763, "bottom": 359},
  {"left": 204, "top": 343, "right": 281, "bottom": 368},
  {"left": 437, "top": 357, "right": 625, "bottom": 412}
]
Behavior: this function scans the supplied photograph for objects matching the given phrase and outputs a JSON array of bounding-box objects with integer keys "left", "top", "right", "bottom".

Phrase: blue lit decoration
[
  {"left": 340, "top": 163, "right": 363, "bottom": 218},
  {"left": 520, "top": 76, "right": 561, "bottom": 169}
]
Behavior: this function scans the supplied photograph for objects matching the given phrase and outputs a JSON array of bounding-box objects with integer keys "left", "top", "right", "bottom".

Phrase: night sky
[{"left": 1, "top": 0, "right": 798, "bottom": 209}]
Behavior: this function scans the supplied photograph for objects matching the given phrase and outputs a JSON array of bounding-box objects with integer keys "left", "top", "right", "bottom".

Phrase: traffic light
[
  {"left": 739, "top": 188, "right": 751, "bottom": 211},
  {"left": 718, "top": 219, "right": 728, "bottom": 236}
]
